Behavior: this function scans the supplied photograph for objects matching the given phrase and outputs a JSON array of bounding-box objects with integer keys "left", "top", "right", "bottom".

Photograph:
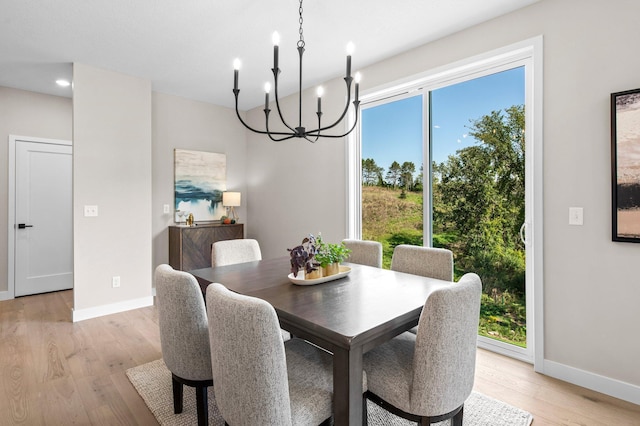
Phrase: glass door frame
[{"left": 347, "top": 37, "right": 543, "bottom": 366}]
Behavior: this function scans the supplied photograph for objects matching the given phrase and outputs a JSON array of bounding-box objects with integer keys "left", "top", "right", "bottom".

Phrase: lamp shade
[{"left": 222, "top": 192, "right": 241, "bottom": 207}]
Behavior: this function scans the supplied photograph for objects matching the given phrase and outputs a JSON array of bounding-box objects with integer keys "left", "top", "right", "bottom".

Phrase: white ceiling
[{"left": 0, "top": 0, "right": 539, "bottom": 111}]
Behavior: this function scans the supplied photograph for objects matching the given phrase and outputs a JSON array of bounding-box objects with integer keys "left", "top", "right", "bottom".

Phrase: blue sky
[{"left": 362, "top": 67, "right": 524, "bottom": 173}]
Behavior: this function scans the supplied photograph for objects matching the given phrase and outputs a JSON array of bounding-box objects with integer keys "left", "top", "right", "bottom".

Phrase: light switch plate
[
  {"left": 163, "top": 204, "right": 171, "bottom": 214},
  {"left": 569, "top": 207, "right": 583, "bottom": 225}
]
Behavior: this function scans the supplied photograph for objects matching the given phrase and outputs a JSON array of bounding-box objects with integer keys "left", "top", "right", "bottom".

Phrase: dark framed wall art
[{"left": 611, "top": 88, "right": 640, "bottom": 242}]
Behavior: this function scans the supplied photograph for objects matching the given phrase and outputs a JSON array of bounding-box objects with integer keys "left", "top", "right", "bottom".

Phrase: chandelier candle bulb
[
  {"left": 264, "top": 82, "right": 271, "bottom": 110},
  {"left": 355, "top": 72, "right": 361, "bottom": 102},
  {"left": 233, "top": 58, "right": 241, "bottom": 91},
  {"left": 272, "top": 32, "right": 280, "bottom": 70},
  {"left": 316, "top": 86, "right": 324, "bottom": 114},
  {"left": 346, "top": 42, "right": 355, "bottom": 55},
  {"left": 346, "top": 42, "right": 354, "bottom": 77}
]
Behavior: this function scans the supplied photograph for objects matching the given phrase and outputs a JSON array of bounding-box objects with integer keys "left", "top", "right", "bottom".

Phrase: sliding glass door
[
  {"left": 430, "top": 68, "right": 527, "bottom": 350},
  {"left": 352, "top": 50, "right": 537, "bottom": 362}
]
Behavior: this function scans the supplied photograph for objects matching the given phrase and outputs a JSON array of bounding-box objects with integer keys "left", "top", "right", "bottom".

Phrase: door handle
[
  {"left": 519, "top": 222, "right": 527, "bottom": 244},
  {"left": 18, "top": 223, "right": 34, "bottom": 229}
]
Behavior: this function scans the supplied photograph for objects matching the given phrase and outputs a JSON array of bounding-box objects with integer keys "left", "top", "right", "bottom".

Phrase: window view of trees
[{"left": 362, "top": 105, "right": 526, "bottom": 347}]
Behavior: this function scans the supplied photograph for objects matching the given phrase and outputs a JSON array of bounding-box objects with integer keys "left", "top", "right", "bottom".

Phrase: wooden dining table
[{"left": 189, "top": 256, "right": 452, "bottom": 426}]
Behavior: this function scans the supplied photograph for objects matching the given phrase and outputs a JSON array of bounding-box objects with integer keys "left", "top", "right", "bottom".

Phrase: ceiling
[{"left": 0, "top": 0, "right": 539, "bottom": 111}]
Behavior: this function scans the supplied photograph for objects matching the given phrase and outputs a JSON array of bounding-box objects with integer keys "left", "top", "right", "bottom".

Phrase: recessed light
[{"left": 56, "top": 79, "right": 71, "bottom": 87}]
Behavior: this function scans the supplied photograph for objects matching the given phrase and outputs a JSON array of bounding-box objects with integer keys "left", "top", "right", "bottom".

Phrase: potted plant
[
  {"left": 315, "top": 235, "right": 351, "bottom": 277},
  {"left": 287, "top": 235, "right": 321, "bottom": 279}
]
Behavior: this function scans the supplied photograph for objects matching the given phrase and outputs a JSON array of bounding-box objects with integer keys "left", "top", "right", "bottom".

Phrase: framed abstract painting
[
  {"left": 611, "top": 88, "right": 640, "bottom": 242},
  {"left": 174, "top": 149, "right": 226, "bottom": 223}
]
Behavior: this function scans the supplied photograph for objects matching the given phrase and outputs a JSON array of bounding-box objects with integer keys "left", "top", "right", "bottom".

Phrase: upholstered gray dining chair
[
  {"left": 211, "top": 238, "right": 262, "bottom": 267},
  {"left": 211, "top": 238, "right": 290, "bottom": 341},
  {"left": 206, "top": 283, "right": 335, "bottom": 425},
  {"left": 362, "top": 273, "right": 482, "bottom": 426},
  {"left": 391, "top": 244, "right": 454, "bottom": 281},
  {"left": 155, "top": 264, "right": 213, "bottom": 426},
  {"left": 391, "top": 244, "right": 454, "bottom": 334},
  {"left": 342, "top": 239, "right": 383, "bottom": 268}
]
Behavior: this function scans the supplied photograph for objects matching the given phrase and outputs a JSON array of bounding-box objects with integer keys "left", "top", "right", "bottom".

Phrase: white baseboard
[
  {"left": 0, "top": 290, "right": 11, "bottom": 301},
  {"left": 72, "top": 296, "right": 154, "bottom": 322},
  {"left": 542, "top": 359, "right": 640, "bottom": 405}
]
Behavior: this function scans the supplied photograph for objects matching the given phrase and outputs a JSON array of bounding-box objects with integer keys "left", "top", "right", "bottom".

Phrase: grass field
[
  {"left": 362, "top": 185, "right": 527, "bottom": 347},
  {"left": 362, "top": 186, "right": 423, "bottom": 268}
]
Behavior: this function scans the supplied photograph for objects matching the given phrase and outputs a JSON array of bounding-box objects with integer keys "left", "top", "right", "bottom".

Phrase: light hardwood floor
[{"left": 1, "top": 290, "right": 639, "bottom": 425}]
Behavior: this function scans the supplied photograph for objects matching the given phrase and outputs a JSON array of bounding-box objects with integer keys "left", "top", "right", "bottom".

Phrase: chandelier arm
[
  {"left": 306, "top": 102, "right": 360, "bottom": 139},
  {"left": 234, "top": 90, "right": 300, "bottom": 139},
  {"left": 264, "top": 109, "right": 298, "bottom": 142},
  {"left": 299, "top": 135, "right": 319, "bottom": 143},
  {"left": 299, "top": 114, "right": 322, "bottom": 143},
  {"left": 233, "top": 91, "right": 267, "bottom": 134},
  {"left": 271, "top": 68, "right": 297, "bottom": 133},
  {"left": 307, "top": 77, "right": 353, "bottom": 135},
  {"left": 266, "top": 132, "right": 298, "bottom": 142}
]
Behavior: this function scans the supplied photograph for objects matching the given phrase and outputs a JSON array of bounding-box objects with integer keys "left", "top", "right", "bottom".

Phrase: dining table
[{"left": 189, "top": 256, "right": 452, "bottom": 426}]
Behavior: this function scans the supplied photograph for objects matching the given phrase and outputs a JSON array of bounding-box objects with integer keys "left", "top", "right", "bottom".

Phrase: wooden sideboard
[{"left": 168, "top": 223, "right": 244, "bottom": 271}]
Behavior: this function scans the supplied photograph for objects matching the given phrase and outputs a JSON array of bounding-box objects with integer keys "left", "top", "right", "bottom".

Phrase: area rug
[{"left": 127, "top": 359, "right": 533, "bottom": 426}]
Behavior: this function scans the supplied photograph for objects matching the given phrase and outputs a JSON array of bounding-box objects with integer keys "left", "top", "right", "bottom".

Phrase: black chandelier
[{"left": 232, "top": 0, "right": 361, "bottom": 143}]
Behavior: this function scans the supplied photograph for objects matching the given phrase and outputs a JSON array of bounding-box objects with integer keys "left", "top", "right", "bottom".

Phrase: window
[{"left": 347, "top": 38, "right": 542, "bottom": 363}]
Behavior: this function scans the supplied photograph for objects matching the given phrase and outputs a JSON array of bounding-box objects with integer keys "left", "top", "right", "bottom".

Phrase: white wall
[
  {"left": 245, "top": 0, "right": 640, "bottom": 403},
  {"left": 0, "top": 84, "right": 247, "bottom": 305},
  {"left": 0, "top": 87, "right": 72, "bottom": 297},
  {"left": 152, "top": 92, "right": 248, "bottom": 267},
  {"left": 72, "top": 63, "right": 153, "bottom": 319},
  {"left": 245, "top": 76, "right": 350, "bottom": 258}
]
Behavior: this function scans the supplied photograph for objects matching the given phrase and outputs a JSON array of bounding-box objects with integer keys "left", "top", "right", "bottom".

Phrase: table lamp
[{"left": 222, "top": 191, "right": 241, "bottom": 222}]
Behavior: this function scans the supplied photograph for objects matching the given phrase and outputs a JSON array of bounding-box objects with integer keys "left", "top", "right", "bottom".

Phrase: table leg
[{"left": 333, "top": 345, "right": 363, "bottom": 426}]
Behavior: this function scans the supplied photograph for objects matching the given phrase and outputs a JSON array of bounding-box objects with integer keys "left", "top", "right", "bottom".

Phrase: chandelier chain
[{"left": 298, "top": 0, "right": 305, "bottom": 48}]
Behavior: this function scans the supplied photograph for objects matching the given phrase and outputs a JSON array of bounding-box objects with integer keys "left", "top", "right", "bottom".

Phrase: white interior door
[{"left": 15, "top": 140, "right": 73, "bottom": 296}]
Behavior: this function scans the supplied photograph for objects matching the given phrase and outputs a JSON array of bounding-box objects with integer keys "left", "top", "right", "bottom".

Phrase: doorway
[
  {"left": 8, "top": 136, "right": 73, "bottom": 297},
  {"left": 349, "top": 39, "right": 543, "bottom": 364},
  {"left": 360, "top": 68, "right": 528, "bottom": 353}
]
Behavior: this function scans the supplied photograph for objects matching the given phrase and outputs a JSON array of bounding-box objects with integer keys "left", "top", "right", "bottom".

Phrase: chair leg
[
  {"left": 195, "top": 385, "right": 209, "bottom": 426},
  {"left": 172, "top": 376, "right": 183, "bottom": 414},
  {"left": 452, "top": 405, "right": 463, "bottom": 426}
]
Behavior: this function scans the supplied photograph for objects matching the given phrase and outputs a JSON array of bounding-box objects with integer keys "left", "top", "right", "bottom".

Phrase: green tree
[
  {"left": 385, "top": 161, "right": 401, "bottom": 188},
  {"left": 362, "top": 158, "right": 384, "bottom": 186},
  {"left": 433, "top": 105, "right": 525, "bottom": 295},
  {"left": 414, "top": 164, "right": 424, "bottom": 192},
  {"left": 399, "top": 161, "right": 416, "bottom": 191}
]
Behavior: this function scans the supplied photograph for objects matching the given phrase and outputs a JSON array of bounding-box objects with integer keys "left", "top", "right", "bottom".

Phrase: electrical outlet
[
  {"left": 569, "top": 207, "right": 583, "bottom": 225},
  {"left": 84, "top": 205, "right": 98, "bottom": 217},
  {"left": 163, "top": 204, "right": 171, "bottom": 214},
  {"left": 112, "top": 276, "right": 121, "bottom": 288}
]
